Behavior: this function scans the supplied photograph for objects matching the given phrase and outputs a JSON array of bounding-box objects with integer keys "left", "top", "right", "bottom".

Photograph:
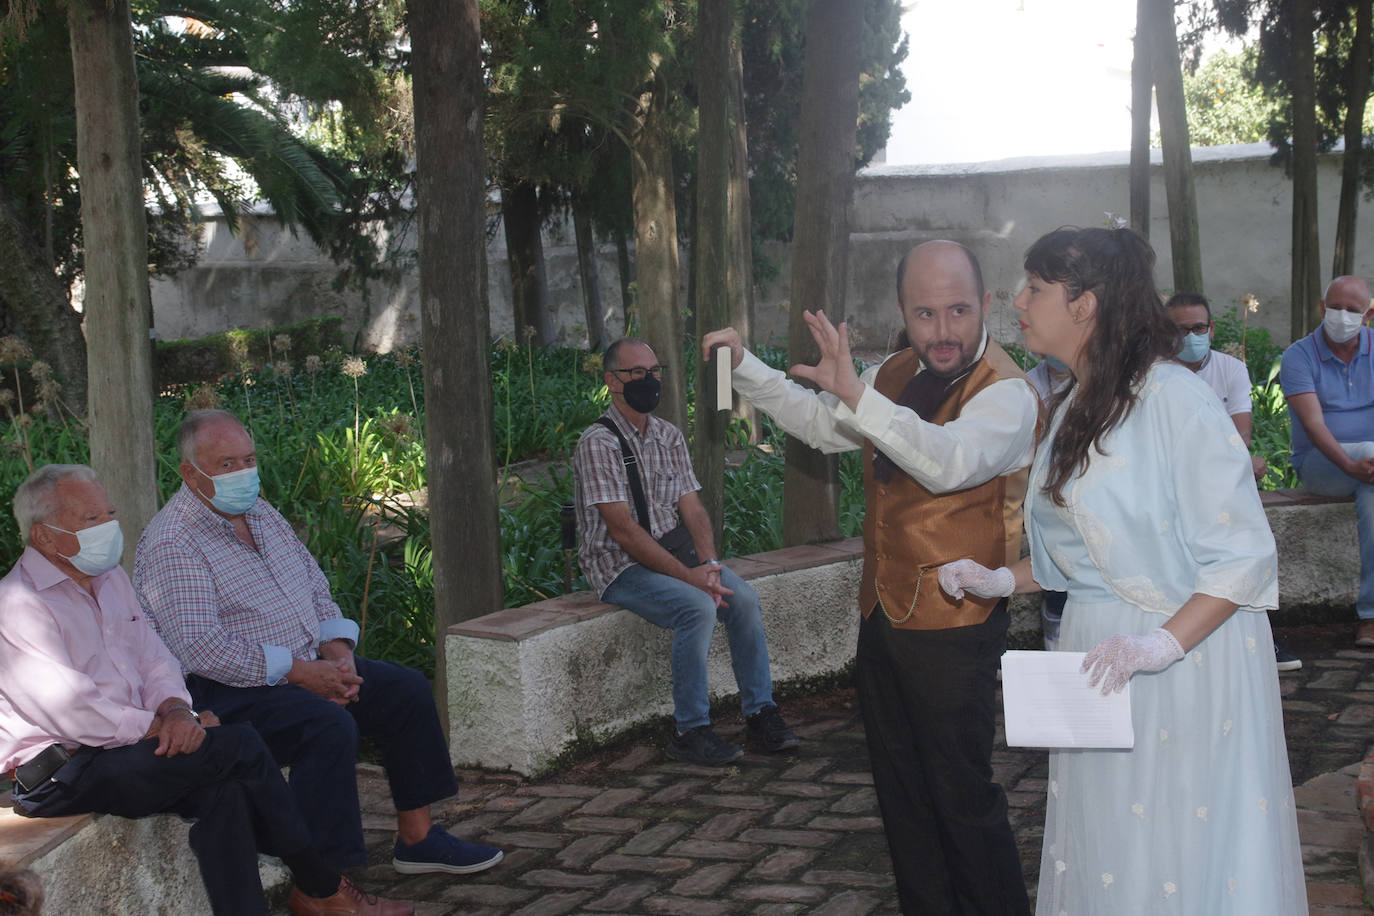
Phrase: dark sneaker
[
  {"left": 746, "top": 704, "right": 800, "bottom": 753},
  {"left": 666, "top": 725, "right": 744, "bottom": 766},
  {"left": 1358, "top": 620, "right": 1374, "bottom": 648},
  {"left": 1274, "top": 642, "right": 1302, "bottom": 672},
  {"left": 393, "top": 825, "right": 504, "bottom": 875}
]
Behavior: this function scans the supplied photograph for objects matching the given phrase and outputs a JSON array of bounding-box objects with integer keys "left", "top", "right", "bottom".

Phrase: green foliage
[
  {"left": 742, "top": 0, "right": 910, "bottom": 251},
  {"left": 1209, "top": 302, "right": 1284, "bottom": 384},
  {"left": 1180, "top": 48, "right": 1282, "bottom": 146},
  {"left": 154, "top": 317, "right": 344, "bottom": 389}
]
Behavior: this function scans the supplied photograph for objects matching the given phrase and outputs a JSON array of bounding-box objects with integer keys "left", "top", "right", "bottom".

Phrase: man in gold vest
[{"left": 704, "top": 241, "right": 1038, "bottom": 914}]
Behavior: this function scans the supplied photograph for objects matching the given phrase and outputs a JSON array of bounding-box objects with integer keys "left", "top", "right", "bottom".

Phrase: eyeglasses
[
  {"left": 610, "top": 365, "right": 665, "bottom": 381},
  {"left": 1176, "top": 322, "right": 1211, "bottom": 335}
]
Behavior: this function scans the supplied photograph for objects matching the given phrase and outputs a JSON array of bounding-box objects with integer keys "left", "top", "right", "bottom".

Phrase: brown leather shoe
[
  {"left": 288, "top": 878, "right": 414, "bottom": 916},
  {"left": 1357, "top": 620, "right": 1374, "bottom": 648}
]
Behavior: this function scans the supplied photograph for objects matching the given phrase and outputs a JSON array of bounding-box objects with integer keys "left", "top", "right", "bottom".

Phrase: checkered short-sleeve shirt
[{"left": 574, "top": 407, "right": 701, "bottom": 596}]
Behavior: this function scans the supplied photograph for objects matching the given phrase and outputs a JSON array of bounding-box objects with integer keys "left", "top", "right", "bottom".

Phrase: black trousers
[
  {"left": 189, "top": 654, "right": 460, "bottom": 868},
  {"left": 13, "top": 722, "right": 315, "bottom": 916},
  {"left": 856, "top": 605, "right": 1030, "bottom": 915}
]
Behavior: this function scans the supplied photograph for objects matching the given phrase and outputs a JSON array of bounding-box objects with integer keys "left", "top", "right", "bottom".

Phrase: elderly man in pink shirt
[{"left": 0, "top": 464, "right": 409, "bottom": 916}]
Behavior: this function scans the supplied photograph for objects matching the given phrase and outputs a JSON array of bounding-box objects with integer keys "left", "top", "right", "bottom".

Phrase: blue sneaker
[{"left": 392, "top": 825, "right": 504, "bottom": 875}]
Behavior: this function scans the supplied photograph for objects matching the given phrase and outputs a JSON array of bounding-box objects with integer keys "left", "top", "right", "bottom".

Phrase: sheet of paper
[
  {"left": 715, "top": 347, "right": 732, "bottom": 412},
  {"left": 1001, "top": 650, "right": 1134, "bottom": 749}
]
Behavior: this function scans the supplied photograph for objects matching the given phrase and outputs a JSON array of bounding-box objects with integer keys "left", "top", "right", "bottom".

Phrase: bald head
[
  {"left": 1323, "top": 275, "right": 1371, "bottom": 306},
  {"left": 896, "top": 241, "right": 985, "bottom": 307}
]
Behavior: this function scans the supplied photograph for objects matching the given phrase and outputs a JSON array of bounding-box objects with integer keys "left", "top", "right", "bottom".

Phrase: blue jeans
[
  {"left": 603, "top": 563, "right": 775, "bottom": 731},
  {"left": 1297, "top": 441, "right": 1374, "bottom": 619}
]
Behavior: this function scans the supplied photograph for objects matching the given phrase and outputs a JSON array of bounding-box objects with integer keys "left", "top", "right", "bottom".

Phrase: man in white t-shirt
[
  {"left": 1167, "top": 293, "right": 1267, "bottom": 479},
  {"left": 1167, "top": 293, "right": 1298, "bottom": 671}
]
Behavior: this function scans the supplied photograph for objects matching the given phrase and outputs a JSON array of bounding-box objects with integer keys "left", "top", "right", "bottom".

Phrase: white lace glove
[
  {"left": 937, "top": 559, "right": 1015, "bottom": 600},
  {"left": 1081, "top": 628, "right": 1185, "bottom": 695}
]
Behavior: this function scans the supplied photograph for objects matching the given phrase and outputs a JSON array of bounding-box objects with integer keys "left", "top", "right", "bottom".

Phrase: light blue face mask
[
  {"left": 1176, "top": 331, "right": 1211, "bottom": 364},
  {"left": 45, "top": 519, "right": 124, "bottom": 576},
  {"left": 192, "top": 463, "right": 260, "bottom": 515}
]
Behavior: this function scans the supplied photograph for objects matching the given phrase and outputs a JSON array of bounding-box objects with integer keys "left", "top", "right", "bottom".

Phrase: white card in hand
[
  {"left": 715, "top": 347, "right": 732, "bottom": 412},
  {"left": 1001, "top": 650, "right": 1134, "bottom": 749}
]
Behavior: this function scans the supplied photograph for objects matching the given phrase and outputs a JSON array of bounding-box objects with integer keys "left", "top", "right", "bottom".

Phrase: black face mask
[{"left": 622, "top": 375, "right": 662, "bottom": 413}]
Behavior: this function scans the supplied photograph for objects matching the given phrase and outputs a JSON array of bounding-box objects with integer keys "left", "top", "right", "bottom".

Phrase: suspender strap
[{"left": 594, "top": 416, "right": 652, "bottom": 532}]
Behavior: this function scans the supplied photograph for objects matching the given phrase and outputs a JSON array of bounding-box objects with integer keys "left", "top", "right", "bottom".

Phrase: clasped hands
[
  {"left": 685, "top": 562, "right": 730, "bottom": 609},
  {"left": 937, "top": 558, "right": 1184, "bottom": 695},
  {"left": 289, "top": 641, "right": 363, "bottom": 706},
  {"left": 147, "top": 701, "right": 221, "bottom": 758}
]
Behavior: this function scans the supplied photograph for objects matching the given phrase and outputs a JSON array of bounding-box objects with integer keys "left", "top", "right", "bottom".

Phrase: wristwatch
[
  {"left": 170, "top": 706, "right": 201, "bottom": 722},
  {"left": 704, "top": 558, "right": 721, "bottom": 567}
]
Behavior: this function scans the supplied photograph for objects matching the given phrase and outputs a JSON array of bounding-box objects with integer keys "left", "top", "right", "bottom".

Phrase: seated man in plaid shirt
[
  {"left": 134, "top": 409, "right": 502, "bottom": 877},
  {"left": 574, "top": 337, "right": 798, "bottom": 767}
]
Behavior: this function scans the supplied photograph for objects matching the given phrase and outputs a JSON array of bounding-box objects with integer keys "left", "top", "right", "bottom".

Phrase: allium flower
[
  {"left": 0, "top": 389, "right": 15, "bottom": 409},
  {"left": 187, "top": 384, "right": 219, "bottom": 410},
  {"left": 28, "top": 360, "right": 52, "bottom": 382},
  {"left": 342, "top": 356, "right": 368, "bottom": 379},
  {"left": 304, "top": 355, "right": 323, "bottom": 376},
  {"left": 1241, "top": 293, "right": 1260, "bottom": 313},
  {"left": 273, "top": 334, "right": 292, "bottom": 353},
  {"left": 582, "top": 353, "right": 604, "bottom": 375},
  {"left": 0, "top": 336, "right": 31, "bottom": 365},
  {"left": 396, "top": 350, "right": 415, "bottom": 368},
  {"left": 274, "top": 361, "right": 292, "bottom": 377}
]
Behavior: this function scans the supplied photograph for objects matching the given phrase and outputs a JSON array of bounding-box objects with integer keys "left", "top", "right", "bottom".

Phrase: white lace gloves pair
[{"left": 936, "top": 559, "right": 1186, "bottom": 694}]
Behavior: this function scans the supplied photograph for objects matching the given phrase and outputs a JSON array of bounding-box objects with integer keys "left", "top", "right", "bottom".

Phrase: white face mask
[
  {"left": 44, "top": 519, "right": 124, "bottom": 576},
  {"left": 1323, "top": 307, "right": 1369, "bottom": 344}
]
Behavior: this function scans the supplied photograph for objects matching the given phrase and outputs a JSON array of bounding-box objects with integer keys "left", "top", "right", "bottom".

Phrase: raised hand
[
  {"left": 701, "top": 328, "right": 745, "bottom": 369},
  {"left": 787, "top": 310, "right": 865, "bottom": 409}
]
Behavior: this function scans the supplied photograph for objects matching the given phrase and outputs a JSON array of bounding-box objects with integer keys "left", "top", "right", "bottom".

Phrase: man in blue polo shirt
[{"left": 1280, "top": 275, "right": 1374, "bottom": 645}]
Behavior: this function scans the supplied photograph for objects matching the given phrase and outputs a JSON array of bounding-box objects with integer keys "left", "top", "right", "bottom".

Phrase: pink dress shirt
[{"left": 0, "top": 547, "right": 190, "bottom": 771}]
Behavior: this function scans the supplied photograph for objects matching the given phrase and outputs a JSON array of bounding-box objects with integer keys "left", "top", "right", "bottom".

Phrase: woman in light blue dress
[{"left": 941, "top": 227, "right": 1306, "bottom": 914}]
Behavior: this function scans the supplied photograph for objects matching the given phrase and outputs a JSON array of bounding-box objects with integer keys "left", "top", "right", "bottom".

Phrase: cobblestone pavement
[{"left": 332, "top": 622, "right": 1373, "bottom": 915}]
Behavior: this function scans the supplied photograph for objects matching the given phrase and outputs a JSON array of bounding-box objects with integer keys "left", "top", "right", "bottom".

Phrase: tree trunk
[
  {"left": 693, "top": 0, "right": 731, "bottom": 545},
  {"left": 630, "top": 72, "right": 688, "bottom": 436},
  {"left": 501, "top": 181, "right": 554, "bottom": 345},
  {"left": 1146, "top": 0, "right": 1203, "bottom": 293},
  {"left": 1129, "top": 0, "right": 1153, "bottom": 238},
  {"left": 614, "top": 225, "right": 633, "bottom": 338},
  {"left": 782, "top": 0, "right": 861, "bottom": 546},
  {"left": 68, "top": 0, "right": 158, "bottom": 561},
  {"left": 1291, "top": 0, "right": 1323, "bottom": 339},
  {"left": 572, "top": 193, "right": 608, "bottom": 350},
  {"left": 408, "top": 0, "right": 502, "bottom": 731},
  {"left": 1333, "top": 0, "right": 1372, "bottom": 278},
  {"left": 727, "top": 24, "right": 760, "bottom": 445},
  {"left": 0, "top": 189, "right": 88, "bottom": 414}
]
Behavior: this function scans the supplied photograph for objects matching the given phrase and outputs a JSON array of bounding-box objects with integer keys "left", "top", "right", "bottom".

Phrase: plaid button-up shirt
[
  {"left": 134, "top": 485, "right": 358, "bottom": 688},
  {"left": 574, "top": 406, "right": 701, "bottom": 596}
]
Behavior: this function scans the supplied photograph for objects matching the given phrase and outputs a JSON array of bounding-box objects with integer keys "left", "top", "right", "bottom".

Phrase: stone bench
[
  {"left": 446, "top": 490, "right": 1363, "bottom": 776},
  {"left": 0, "top": 790, "right": 289, "bottom": 913}
]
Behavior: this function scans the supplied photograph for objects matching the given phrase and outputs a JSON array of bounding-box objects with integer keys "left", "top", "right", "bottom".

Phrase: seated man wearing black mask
[{"left": 572, "top": 337, "right": 798, "bottom": 766}]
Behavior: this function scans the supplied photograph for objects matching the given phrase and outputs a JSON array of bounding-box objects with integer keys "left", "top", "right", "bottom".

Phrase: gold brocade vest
[{"left": 858, "top": 342, "right": 1033, "bottom": 630}]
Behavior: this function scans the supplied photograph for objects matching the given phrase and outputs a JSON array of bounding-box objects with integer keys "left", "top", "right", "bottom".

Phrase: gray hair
[
  {"left": 14, "top": 464, "right": 99, "bottom": 545},
  {"left": 177, "top": 409, "right": 246, "bottom": 465}
]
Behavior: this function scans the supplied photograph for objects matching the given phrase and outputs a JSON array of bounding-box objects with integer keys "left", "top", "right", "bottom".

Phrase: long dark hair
[{"left": 1025, "top": 227, "right": 1178, "bottom": 506}]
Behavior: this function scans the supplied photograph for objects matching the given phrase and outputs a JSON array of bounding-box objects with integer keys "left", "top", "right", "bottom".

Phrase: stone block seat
[
  {"left": 447, "top": 489, "right": 1363, "bottom": 777},
  {"left": 0, "top": 784, "right": 291, "bottom": 913}
]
